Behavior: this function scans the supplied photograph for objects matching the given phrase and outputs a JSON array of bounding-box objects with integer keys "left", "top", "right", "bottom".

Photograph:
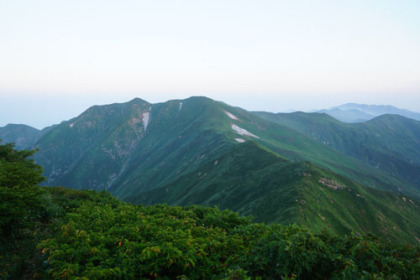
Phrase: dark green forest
[{"left": 1, "top": 142, "right": 420, "bottom": 279}]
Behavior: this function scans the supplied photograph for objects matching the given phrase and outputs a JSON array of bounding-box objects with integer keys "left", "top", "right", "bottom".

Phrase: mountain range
[
  {"left": 1, "top": 97, "right": 420, "bottom": 244},
  {"left": 317, "top": 103, "right": 420, "bottom": 123}
]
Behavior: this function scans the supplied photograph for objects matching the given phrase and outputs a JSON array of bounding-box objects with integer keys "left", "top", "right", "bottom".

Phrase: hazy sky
[{"left": 1, "top": 0, "right": 419, "bottom": 129}]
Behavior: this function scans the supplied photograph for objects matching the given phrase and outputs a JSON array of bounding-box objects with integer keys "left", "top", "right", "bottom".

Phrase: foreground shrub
[{"left": 37, "top": 200, "right": 420, "bottom": 279}]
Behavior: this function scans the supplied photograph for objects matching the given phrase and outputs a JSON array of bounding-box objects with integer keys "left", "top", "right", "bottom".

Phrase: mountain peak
[{"left": 128, "top": 97, "right": 151, "bottom": 105}]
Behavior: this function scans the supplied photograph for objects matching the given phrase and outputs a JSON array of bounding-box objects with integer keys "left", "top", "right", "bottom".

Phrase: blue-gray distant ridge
[{"left": 318, "top": 103, "right": 420, "bottom": 123}]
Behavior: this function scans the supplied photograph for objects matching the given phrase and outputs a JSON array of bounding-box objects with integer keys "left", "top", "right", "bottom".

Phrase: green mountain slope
[
  {"left": 254, "top": 111, "right": 420, "bottom": 197},
  {"left": 32, "top": 97, "right": 238, "bottom": 197},
  {"left": 132, "top": 142, "right": 420, "bottom": 244},
  {"left": 201, "top": 102, "right": 411, "bottom": 198},
  {"left": 33, "top": 98, "right": 152, "bottom": 190},
  {"left": 4, "top": 96, "right": 420, "bottom": 245},
  {"left": 129, "top": 141, "right": 304, "bottom": 224},
  {"left": 31, "top": 96, "right": 414, "bottom": 200},
  {"left": 3, "top": 141, "right": 418, "bottom": 279},
  {"left": 109, "top": 97, "right": 237, "bottom": 197}
]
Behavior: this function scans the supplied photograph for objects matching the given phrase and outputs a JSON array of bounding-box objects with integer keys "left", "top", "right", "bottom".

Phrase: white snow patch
[
  {"left": 235, "top": 138, "right": 246, "bottom": 143},
  {"left": 142, "top": 111, "right": 150, "bottom": 131},
  {"left": 179, "top": 102, "right": 183, "bottom": 111},
  {"left": 69, "top": 123, "right": 74, "bottom": 128},
  {"left": 231, "top": 124, "right": 259, "bottom": 138},
  {"left": 224, "top": 110, "right": 239, "bottom": 120}
]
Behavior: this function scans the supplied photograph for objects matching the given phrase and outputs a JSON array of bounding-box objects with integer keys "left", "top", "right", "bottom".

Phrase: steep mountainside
[
  {"left": 132, "top": 142, "right": 420, "bottom": 244},
  {"left": 253, "top": 111, "right": 420, "bottom": 197},
  {"left": 318, "top": 103, "right": 420, "bottom": 123},
  {"left": 33, "top": 98, "right": 152, "bottom": 191},
  {"left": 108, "top": 97, "right": 237, "bottom": 197},
  {"left": 33, "top": 97, "right": 240, "bottom": 196},
  {"left": 0, "top": 124, "right": 41, "bottom": 149},
  {"left": 30, "top": 97, "right": 416, "bottom": 199}
]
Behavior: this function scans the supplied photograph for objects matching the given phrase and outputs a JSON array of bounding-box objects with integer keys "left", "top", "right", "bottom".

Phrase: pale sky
[{"left": 1, "top": 0, "right": 419, "bottom": 129}]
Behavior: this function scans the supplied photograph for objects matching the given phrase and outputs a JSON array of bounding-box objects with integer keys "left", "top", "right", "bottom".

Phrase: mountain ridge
[
  {"left": 2, "top": 96, "right": 420, "bottom": 243},
  {"left": 254, "top": 111, "right": 420, "bottom": 197},
  {"left": 2, "top": 97, "right": 420, "bottom": 198},
  {"left": 317, "top": 103, "right": 420, "bottom": 123}
]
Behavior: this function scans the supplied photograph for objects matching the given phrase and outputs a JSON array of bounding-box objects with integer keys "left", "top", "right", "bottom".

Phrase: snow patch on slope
[
  {"left": 224, "top": 110, "right": 239, "bottom": 120},
  {"left": 142, "top": 110, "right": 150, "bottom": 131},
  {"left": 235, "top": 138, "right": 246, "bottom": 143},
  {"left": 231, "top": 124, "right": 259, "bottom": 138}
]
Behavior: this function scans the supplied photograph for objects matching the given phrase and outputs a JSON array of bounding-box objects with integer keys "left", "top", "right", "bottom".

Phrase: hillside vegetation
[
  {"left": 133, "top": 142, "right": 420, "bottom": 244},
  {"left": 1, "top": 142, "right": 420, "bottom": 279},
  {"left": 2, "top": 97, "right": 420, "bottom": 278}
]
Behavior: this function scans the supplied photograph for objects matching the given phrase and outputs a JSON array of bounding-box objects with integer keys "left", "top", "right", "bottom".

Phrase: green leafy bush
[
  {"left": 37, "top": 202, "right": 249, "bottom": 279},
  {"left": 37, "top": 199, "right": 420, "bottom": 279}
]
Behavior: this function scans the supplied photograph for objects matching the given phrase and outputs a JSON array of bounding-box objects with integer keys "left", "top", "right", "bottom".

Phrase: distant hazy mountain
[
  {"left": 0, "top": 123, "right": 56, "bottom": 149},
  {"left": 0, "top": 124, "right": 41, "bottom": 149},
  {"left": 2, "top": 96, "right": 420, "bottom": 243},
  {"left": 318, "top": 103, "right": 420, "bottom": 123}
]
